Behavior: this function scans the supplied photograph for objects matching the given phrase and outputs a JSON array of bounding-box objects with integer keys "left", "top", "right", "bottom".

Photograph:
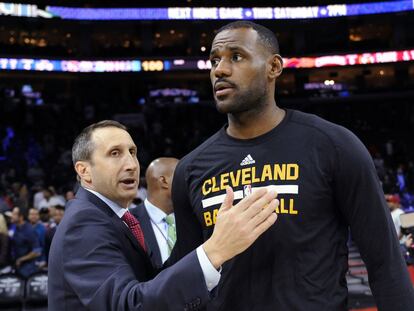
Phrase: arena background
[{"left": 0, "top": 0, "right": 413, "bottom": 310}]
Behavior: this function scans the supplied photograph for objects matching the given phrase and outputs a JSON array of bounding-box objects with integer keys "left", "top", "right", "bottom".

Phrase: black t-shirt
[{"left": 171, "top": 109, "right": 414, "bottom": 311}]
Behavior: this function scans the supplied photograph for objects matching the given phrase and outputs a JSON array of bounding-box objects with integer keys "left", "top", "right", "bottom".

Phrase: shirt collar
[
  {"left": 144, "top": 198, "right": 167, "bottom": 224},
  {"left": 84, "top": 187, "right": 128, "bottom": 218}
]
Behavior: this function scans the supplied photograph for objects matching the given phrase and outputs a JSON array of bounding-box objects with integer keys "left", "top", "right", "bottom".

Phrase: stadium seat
[
  {"left": 25, "top": 271, "right": 48, "bottom": 306},
  {"left": 0, "top": 273, "right": 25, "bottom": 308}
]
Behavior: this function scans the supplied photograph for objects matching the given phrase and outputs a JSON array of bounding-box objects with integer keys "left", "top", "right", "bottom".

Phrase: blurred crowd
[{"left": 0, "top": 185, "right": 68, "bottom": 278}]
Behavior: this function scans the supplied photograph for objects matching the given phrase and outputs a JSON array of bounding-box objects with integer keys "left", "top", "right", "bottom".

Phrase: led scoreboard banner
[
  {"left": 1, "top": 50, "right": 414, "bottom": 73},
  {"left": 0, "top": 0, "right": 413, "bottom": 20}
]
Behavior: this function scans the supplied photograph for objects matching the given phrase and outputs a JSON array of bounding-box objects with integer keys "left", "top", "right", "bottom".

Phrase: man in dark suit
[
  {"left": 131, "top": 157, "right": 178, "bottom": 268},
  {"left": 48, "top": 120, "right": 279, "bottom": 311}
]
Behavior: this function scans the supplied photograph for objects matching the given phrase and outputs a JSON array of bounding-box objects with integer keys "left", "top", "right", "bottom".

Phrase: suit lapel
[
  {"left": 112, "top": 214, "right": 149, "bottom": 258},
  {"left": 131, "top": 203, "right": 162, "bottom": 268},
  {"left": 75, "top": 187, "right": 149, "bottom": 259}
]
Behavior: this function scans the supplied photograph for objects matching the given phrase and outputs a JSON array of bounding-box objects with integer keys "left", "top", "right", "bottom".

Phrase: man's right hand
[{"left": 202, "top": 187, "right": 278, "bottom": 269}]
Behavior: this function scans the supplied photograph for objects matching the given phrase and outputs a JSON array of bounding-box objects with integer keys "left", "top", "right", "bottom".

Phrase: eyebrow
[
  {"left": 210, "top": 45, "right": 249, "bottom": 57},
  {"left": 210, "top": 48, "right": 218, "bottom": 57}
]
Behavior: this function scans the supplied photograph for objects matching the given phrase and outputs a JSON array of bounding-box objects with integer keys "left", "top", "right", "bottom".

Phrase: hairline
[
  {"left": 215, "top": 22, "right": 280, "bottom": 55},
  {"left": 72, "top": 120, "right": 127, "bottom": 167}
]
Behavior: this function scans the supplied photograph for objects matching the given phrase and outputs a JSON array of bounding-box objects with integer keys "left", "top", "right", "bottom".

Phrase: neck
[
  {"left": 82, "top": 185, "right": 130, "bottom": 208},
  {"left": 147, "top": 193, "right": 173, "bottom": 215},
  {"left": 227, "top": 102, "right": 285, "bottom": 139}
]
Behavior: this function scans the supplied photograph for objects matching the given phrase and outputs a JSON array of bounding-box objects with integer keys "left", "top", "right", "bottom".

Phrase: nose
[
  {"left": 124, "top": 153, "right": 139, "bottom": 172},
  {"left": 213, "top": 59, "right": 231, "bottom": 78}
]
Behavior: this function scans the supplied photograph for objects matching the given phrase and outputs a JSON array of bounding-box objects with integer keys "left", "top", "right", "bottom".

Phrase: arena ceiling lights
[{"left": 0, "top": 0, "right": 413, "bottom": 20}]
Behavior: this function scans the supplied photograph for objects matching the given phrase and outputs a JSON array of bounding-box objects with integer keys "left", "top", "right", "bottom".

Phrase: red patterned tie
[{"left": 122, "top": 211, "right": 147, "bottom": 252}]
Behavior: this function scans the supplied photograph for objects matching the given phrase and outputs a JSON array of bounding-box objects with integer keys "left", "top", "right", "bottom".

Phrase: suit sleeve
[
  {"left": 63, "top": 207, "right": 210, "bottom": 311},
  {"left": 166, "top": 159, "right": 204, "bottom": 266},
  {"left": 332, "top": 128, "right": 414, "bottom": 310}
]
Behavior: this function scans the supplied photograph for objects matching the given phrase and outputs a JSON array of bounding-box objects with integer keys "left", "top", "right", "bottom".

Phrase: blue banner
[{"left": 1, "top": 1, "right": 413, "bottom": 20}]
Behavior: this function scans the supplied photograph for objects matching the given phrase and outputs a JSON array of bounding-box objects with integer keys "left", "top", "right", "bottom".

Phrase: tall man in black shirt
[{"left": 171, "top": 21, "right": 414, "bottom": 310}]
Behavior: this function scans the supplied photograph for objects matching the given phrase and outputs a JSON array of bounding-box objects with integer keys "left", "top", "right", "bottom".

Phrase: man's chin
[
  {"left": 118, "top": 187, "right": 138, "bottom": 200},
  {"left": 215, "top": 99, "right": 236, "bottom": 114}
]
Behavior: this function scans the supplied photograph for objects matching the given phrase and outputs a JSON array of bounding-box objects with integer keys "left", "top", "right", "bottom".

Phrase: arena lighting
[
  {"left": 0, "top": 2, "right": 52, "bottom": 18},
  {"left": 282, "top": 50, "right": 414, "bottom": 68},
  {"left": 0, "top": 0, "right": 413, "bottom": 20},
  {"left": 304, "top": 82, "right": 343, "bottom": 91},
  {"left": 0, "top": 49, "right": 413, "bottom": 73}
]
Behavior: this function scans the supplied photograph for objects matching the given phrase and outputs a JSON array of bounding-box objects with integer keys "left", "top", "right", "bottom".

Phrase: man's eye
[
  {"left": 210, "top": 58, "right": 220, "bottom": 66},
  {"left": 130, "top": 149, "right": 137, "bottom": 156},
  {"left": 111, "top": 150, "right": 120, "bottom": 157},
  {"left": 232, "top": 54, "right": 242, "bottom": 62}
]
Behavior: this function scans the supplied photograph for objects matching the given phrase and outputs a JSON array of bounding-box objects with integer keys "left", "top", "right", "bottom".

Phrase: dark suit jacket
[
  {"left": 48, "top": 187, "right": 210, "bottom": 311},
  {"left": 130, "top": 202, "right": 163, "bottom": 268}
]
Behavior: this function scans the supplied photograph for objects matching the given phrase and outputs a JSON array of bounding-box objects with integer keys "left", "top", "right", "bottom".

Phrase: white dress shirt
[
  {"left": 144, "top": 199, "right": 170, "bottom": 264},
  {"left": 84, "top": 187, "right": 220, "bottom": 290}
]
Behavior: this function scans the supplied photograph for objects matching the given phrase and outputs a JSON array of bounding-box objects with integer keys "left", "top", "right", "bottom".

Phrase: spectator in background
[
  {"left": 32, "top": 184, "right": 45, "bottom": 210},
  {"left": 131, "top": 157, "right": 179, "bottom": 268},
  {"left": 65, "top": 190, "right": 75, "bottom": 201},
  {"left": 382, "top": 170, "right": 398, "bottom": 194},
  {"left": 385, "top": 139, "right": 394, "bottom": 163},
  {"left": 407, "top": 161, "right": 414, "bottom": 193},
  {"left": 10, "top": 182, "right": 29, "bottom": 214},
  {"left": 39, "top": 207, "right": 51, "bottom": 229},
  {"left": 45, "top": 205, "right": 64, "bottom": 263},
  {"left": 37, "top": 186, "right": 65, "bottom": 210},
  {"left": 373, "top": 152, "right": 385, "bottom": 180},
  {"left": 0, "top": 167, "right": 16, "bottom": 187},
  {"left": 10, "top": 206, "right": 41, "bottom": 278},
  {"left": 0, "top": 190, "right": 11, "bottom": 213},
  {"left": 386, "top": 194, "right": 405, "bottom": 239},
  {"left": 401, "top": 233, "right": 414, "bottom": 265},
  {"left": 397, "top": 165, "right": 407, "bottom": 193},
  {"left": 52, "top": 205, "right": 65, "bottom": 230},
  {"left": 135, "top": 176, "right": 147, "bottom": 204},
  {"left": 28, "top": 207, "right": 46, "bottom": 267},
  {"left": 0, "top": 213, "right": 10, "bottom": 271}
]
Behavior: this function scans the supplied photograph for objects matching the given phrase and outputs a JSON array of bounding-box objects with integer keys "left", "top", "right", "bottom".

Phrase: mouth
[
  {"left": 214, "top": 81, "right": 236, "bottom": 97},
  {"left": 119, "top": 178, "right": 137, "bottom": 189}
]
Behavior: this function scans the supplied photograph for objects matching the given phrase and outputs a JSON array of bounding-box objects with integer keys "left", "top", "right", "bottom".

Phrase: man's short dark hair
[
  {"left": 54, "top": 205, "right": 65, "bottom": 212},
  {"left": 216, "top": 21, "right": 280, "bottom": 54},
  {"left": 72, "top": 120, "right": 127, "bottom": 166},
  {"left": 39, "top": 207, "right": 49, "bottom": 214}
]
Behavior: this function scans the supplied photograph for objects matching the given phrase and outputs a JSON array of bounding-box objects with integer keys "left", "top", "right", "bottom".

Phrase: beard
[{"left": 215, "top": 81, "right": 268, "bottom": 115}]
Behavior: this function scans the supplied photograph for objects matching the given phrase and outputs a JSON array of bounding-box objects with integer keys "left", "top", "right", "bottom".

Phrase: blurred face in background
[
  {"left": 65, "top": 190, "right": 75, "bottom": 201},
  {"left": 11, "top": 207, "right": 23, "bottom": 224},
  {"left": 43, "top": 189, "right": 52, "bottom": 200},
  {"left": 39, "top": 208, "right": 50, "bottom": 223},
  {"left": 54, "top": 209, "right": 65, "bottom": 225},
  {"left": 28, "top": 208, "right": 40, "bottom": 224},
  {"left": 385, "top": 194, "right": 401, "bottom": 211}
]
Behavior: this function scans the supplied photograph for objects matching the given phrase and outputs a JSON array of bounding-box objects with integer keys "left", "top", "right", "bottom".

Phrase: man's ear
[
  {"left": 75, "top": 161, "right": 92, "bottom": 184},
  {"left": 268, "top": 54, "right": 283, "bottom": 79},
  {"left": 159, "top": 176, "right": 169, "bottom": 190}
]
